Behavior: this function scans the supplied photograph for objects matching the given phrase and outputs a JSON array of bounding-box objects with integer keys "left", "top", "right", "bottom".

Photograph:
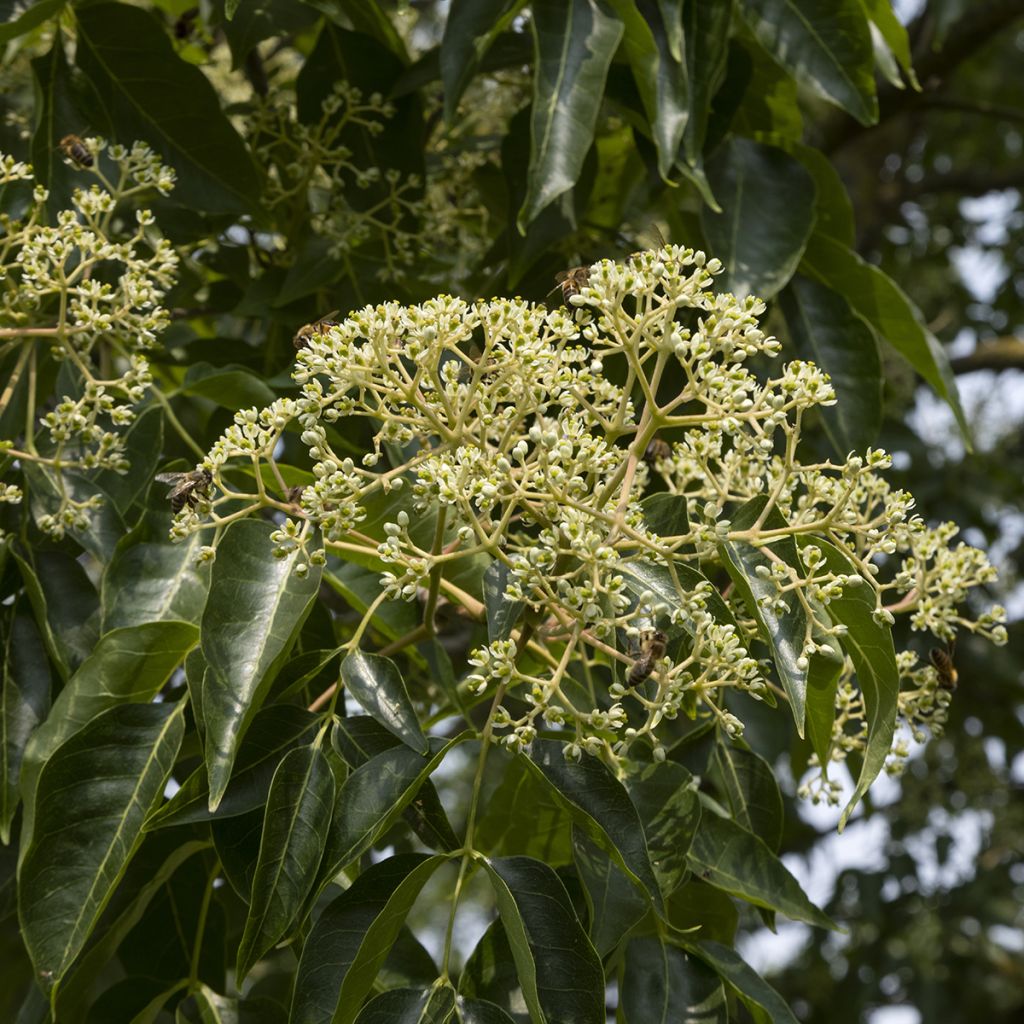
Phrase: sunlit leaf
[{"left": 341, "top": 649, "right": 429, "bottom": 754}]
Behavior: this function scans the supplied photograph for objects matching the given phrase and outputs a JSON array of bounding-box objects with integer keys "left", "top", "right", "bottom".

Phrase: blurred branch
[
  {"left": 824, "top": 0, "right": 1024, "bottom": 153},
  {"left": 914, "top": 95, "right": 1024, "bottom": 124},
  {"left": 951, "top": 337, "right": 1024, "bottom": 374}
]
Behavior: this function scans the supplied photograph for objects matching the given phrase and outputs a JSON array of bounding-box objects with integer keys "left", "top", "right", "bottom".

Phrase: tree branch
[{"left": 951, "top": 337, "right": 1024, "bottom": 374}]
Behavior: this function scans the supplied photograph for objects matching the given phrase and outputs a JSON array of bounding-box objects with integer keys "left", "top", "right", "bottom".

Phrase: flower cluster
[
  {"left": 183, "top": 244, "right": 1006, "bottom": 795},
  {"left": 0, "top": 141, "right": 177, "bottom": 540}
]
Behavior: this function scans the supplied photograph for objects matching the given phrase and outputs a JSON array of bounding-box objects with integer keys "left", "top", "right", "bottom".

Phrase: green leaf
[
  {"left": 237, "top": 743, "right": 336, "bottom": 981},
  {"left": 701, "top": 136, "right": 816, "bottom": 300},
  {"left": 175, "top": 983, "right": 286, "bottom": 1023},
  {"left": 801, "top": 231, "right": 969, "bottom": 439},
  {"left": 292, "top": 853, "right": 448, "bottom": 1024},
  {"left": 475, "top": 753, "right": 572, "bottom": 863},
  {"left": 18, "top": 620, "right": 197, "bottom": 857},
  {"left": 17, "top": 701, "right": 185, "bottom": 997},
  {"left": 799, "top": 537, "right": 898, "bottom": 829},
  {"left": 738, "top": 0, "right": 877, "bottom": 124},
  {"left": 571, "top": 828, "right": 648, "bottom": 957},
  {"left": 29, "top": 33, "right": 84, "bottom": 213},
  {"left": 212, "top": 807, "right": 265, "bottom": 901},
  {"left": 618, "top": 558, "right": 737, "bottom": 641},
  {"left": 518, "top": 0, "right": 623, "bottom": 230},
  {"left": 709, "top": 741, "right": 784, "bottom": 852},
  {"left": 667, "top": 878, "right": 739, "bottom": 945},
  {"left": 201, "top": 519, "right": 322, "bottom": 811},
  {"left": 718, "top": 495, "right": 844, "bottom": 745},
  {"left": 624, "top": 760, "right": 702, "bottom": 897},
  {"left": 0, "top": 0, "right": 65, "bottom": 43},
  {"left": 608, "top": 0, "right": 689, "bottom": 180},
  {"left": 331, "top": 717, "right": 459, "bottom": 853},
  {"left": 641, "top": 491, "right": 689, "bottom": 540},
  {"left": 483, "top": 560, "right": 525, "bottom": 642},
  {"left": 859, "top": 0, "right": 917, "bottom": 86},
  {"left": 483, "top": 855, "right": 604, "bottom": 1024},
  {"left": 686, "top": 940, "right": 800, "bottom": 1024},
  {"left": 780, "top": 274, "right": 882, "bottom": 455},
  {"left": 682, "top": 0, "right": 733, "bottom": 164},
  {"left": 456, "top": 999, "right": 518, "bottom": 1024},
  {"left": 180, "top": 363, "right": 277, "bottom": 411},
  {"left": 1, "top": 612, "right": 52, "bottom": 844},
  {"left": 458, "top": 921, "right": 525, "bottom": 1016},
  {"left": 622, "top": 935, "right": 727, "bottom": 1024},
  {"left": 74, "top": 2, "right": 262, "bottom": 214},
  {"left": 304, "top": 0, "right": 411, "bottom": 60},
  {"left": 686, "top": 810, "right": 835, "bottom": 929},
  {"left": 441, "top": 0, "right": 527, "bottom": 121},
  {"left": 101, "top": 533, "right": 212, "bottom": 632},
  {"left": 354, "top": 985, "right": 457, "bottom": 1024},
  {"left": 316, "top": 735, "right": 469, "bottom": 894},
  {"left": 145, "top": 705, "right": 318, "bottom": 829},
  {"left": 341, "top": 650, "right": 429, "bottom": 755},
  {"left": 526, "top": 739, "right": 664, "bottom": 910}
]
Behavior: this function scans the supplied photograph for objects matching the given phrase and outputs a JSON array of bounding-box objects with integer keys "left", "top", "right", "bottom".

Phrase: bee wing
[
  {"left": 155, "top": 472, "right": 183, "bottom": 485},
  {"left": 554, "top": 270, "right": 570, "bottom": 283}
]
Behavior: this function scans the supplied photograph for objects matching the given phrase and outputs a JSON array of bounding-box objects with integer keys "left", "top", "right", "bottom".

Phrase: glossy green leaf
[
  {"left": 526, "top": 739, "right": 663, "bottom": 909},
  {"left": 341, "top": 649, "right": 429, "bottom": 755},
  {"left": 304, "top": 0, "right": 410, "bottom": 59},
  {"left": 709, "top": 741, "right": 784, "bottom": 852},
  {"left": 441, "top": 0, "right": 527, "bottom": 121},
  {"left": 738, "top": 0, "right": 877, "bottom": 124},
  {"left": 475, "top": 753, "right": 572, "bottom": 862},
  {"left": 483, "top": 855, "right": 605, "bottom": 1024},
  {"left": 458, "top": 920, "right": 525, "bottom": 1015},
  {"left": 55, "top": 835, "right": 211, "bottom": 1020},
  {"left": 687, "top": 810, "right": 835, "bottom": 929},
  {"left": 860, "top": 0, "right": 917, "bottom": 85},
  {"left": 201, "top": 518, "right": 322, "bottom": 811},
  {"left": 146, "top": 705, "right": 318, "bottom": 829},
  {"left": 0, "top": 0, "right": 64, "bottom": 43},
  {"left": 518, "top": 0, "right": 623, "bottom": 229},
  {"left": 618, "top": 558, "right": 737, "bottom": 641},
  {"left": 175, "top": 983, "right": 286, "bottom": 1023},
  {"left": 332, "top": 717, "right": 459, "bottom": 853},
  {"left": 682, "top": 0, "right": 733, "bottom": 164},
  {"left": 456, "top": 999, "right": 518, "bottom": 1024},
  {"left": 292, "top": 853, "right": 447, "bottom": 1024},
  {"left": 667, "top": 878, "right": 739, "bottom": 945},
  {"left": 18, "top": 701, "right": 185, "bottom": 996},
  {"left": 641, "top": 491, "right": 690, "bottom": 541},
  {"left": 354, "top": 985, "right": 457, "bottom": 1024},
  {"left": 212, "top": 807, "right": 265, "bottom": 901},
  {"left": 180, "top": 363, "right": 277, "bottom": 411},
  {"left": 29, "top": 33, "right": 83, "bottom": 213},
  {"left": 625, "top": 759, "right": 702, "bottom": 897},
  {"left": 74, "top": 2, "right": 262, "bottom": 214},
  {"left": 237, "top": 744, "right": 336, "bottom": 981},
  {"left": 571, "top": 828, "right": 648, "bottom": 957},
  {"left": 800, "top": 537, "right": 898, "bottom": 829},
  {"left": 483, "top": 560, "right": 526, "bottom": 643},
  {"left": 718, "top": 495, "right": 844, "bottom": 747},
  {"left": 801, "top": 232, "right": 968, "bottom": 438},
  {"left": 780, "top": 275, "right": 883, "bottom": 454},
  {"left": 686, "top": 939, "right": 799, "bottom": 1024},
  {"left": 1, "top": 612, "right": 52, "bottom": 844},
  {"left": 316, "top": 735, "right": 468, "bottom": 894},
  {"left": 701, "top": 136, "right": 816, "bottom": 300},
  {"left": 622, "top": 935, "right": 727, "bottom": 1024},
  {"left": 101, "top": 533, "right": 212, "bottom": 632},
  {"left": 609, "top": 0, "right": 689, "bottom": 180}
]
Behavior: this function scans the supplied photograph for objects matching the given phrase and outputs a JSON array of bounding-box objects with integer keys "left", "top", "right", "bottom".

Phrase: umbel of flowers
[{"left": 178, "top": 244, "right": 1006, "bottom": 807}]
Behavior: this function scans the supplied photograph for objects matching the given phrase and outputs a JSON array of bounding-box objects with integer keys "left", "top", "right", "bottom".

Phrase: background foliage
[{"left": 0, "top": 1, "right": 1021, "bottom": 1022}]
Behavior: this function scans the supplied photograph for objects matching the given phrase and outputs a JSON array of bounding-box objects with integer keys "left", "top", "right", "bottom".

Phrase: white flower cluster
[
  {"left": 0, "top": 141, "right": 178, "bottom": 541},
  {"left": 186, "top": 244, "right": 1005, "bottom": 782},
  {"left": 247, "top": 82, "right": 427, "bottom": 279}
]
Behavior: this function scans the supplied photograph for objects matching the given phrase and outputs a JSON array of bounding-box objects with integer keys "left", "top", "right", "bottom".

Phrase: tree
[{"left": 0, "top": 2, "right": 1019, "bottom": 1022}]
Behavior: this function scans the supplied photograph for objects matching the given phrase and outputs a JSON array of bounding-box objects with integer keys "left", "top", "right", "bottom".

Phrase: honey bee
[
  {"left": 644, "top": 437, "right": 672, "bottom": 465},
  {"left": 551, "top": 266, "right": 591, "bottom": 304},
  {"left": 59, "top": 134, "right": 93, "bottom": 169},
  {"left": 155, "top": 468, "right": 213, "bottom": 514},
  {"left": 929, "top": 641, "right": 958, "bottom": 692},
  {"left": 627, "top": 630, "right": 667, "bottom": 687},
  {"left": 293, "top": 311, "right": 339, "bottom": 351}
]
